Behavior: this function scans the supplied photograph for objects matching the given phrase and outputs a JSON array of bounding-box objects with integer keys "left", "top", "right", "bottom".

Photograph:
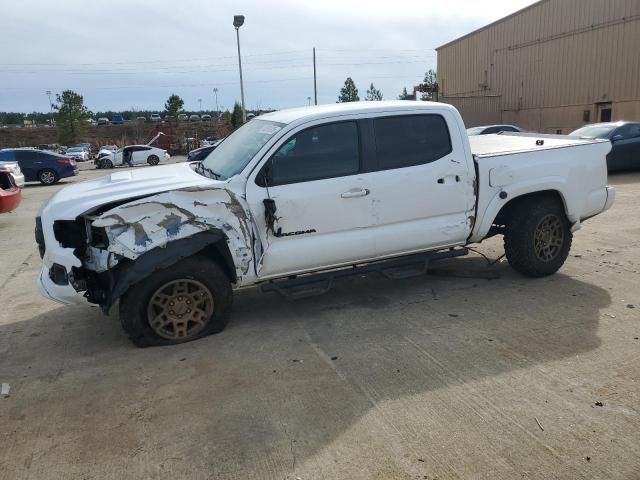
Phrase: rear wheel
[
  {"left": 147, "top": 155, "right": 159, "bottom": 166},
  {"left": 38, "top": 169, "right": 58, "bottom": 185},
  {"left": 504, "top": 196, "right": 572, "bottom": 277},
  {"left": 119, "top": 256, "right": 233, "bottom": 347}
]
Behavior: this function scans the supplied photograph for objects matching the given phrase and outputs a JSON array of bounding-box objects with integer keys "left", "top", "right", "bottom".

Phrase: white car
[
  {"left": 0, "top": 160, "right": 25, "bottom": 187},
  {"left": 65, "top": 147, "right": 89, "bottom": 162},
  {"left": 36, "top": 101, "right": 615, "bottom": 346},
  {"left": 97, "top": 145, "right": 170, "bottom": 168},
  {"left": 150, "top": 114, "right": 162, "bottom": 122}
]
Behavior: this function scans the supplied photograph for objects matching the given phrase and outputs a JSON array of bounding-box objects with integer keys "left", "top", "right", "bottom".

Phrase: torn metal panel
[{"left": 92, "top": 187, "right": 259, "bottom": 281}]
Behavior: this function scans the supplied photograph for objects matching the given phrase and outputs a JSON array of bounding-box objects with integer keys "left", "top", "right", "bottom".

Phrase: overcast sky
[{"left": 1, "top": 0, "right": 537, "bottom": 113}]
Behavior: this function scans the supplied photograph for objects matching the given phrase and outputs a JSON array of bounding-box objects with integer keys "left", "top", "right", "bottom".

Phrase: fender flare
[{"left": 104, "top": 229, "right": 227, "bottom": 312}]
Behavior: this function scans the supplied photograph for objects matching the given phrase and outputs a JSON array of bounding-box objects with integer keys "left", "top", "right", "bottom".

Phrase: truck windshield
[{"left": 200, "top": 119, "right": 284, "bottom": 179}]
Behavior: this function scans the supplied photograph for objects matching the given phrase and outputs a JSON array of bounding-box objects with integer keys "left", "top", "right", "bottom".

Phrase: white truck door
[
  {"left": 245, "top": 120, "right": 377, "bottom": 279},
  {"left": 367, "top": 112, "right": 475, "bottom": 257}
]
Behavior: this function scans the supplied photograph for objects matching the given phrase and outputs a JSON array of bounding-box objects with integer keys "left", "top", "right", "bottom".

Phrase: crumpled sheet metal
[{"left": 92, "top": 188, "right": 256, "bottom": 279}]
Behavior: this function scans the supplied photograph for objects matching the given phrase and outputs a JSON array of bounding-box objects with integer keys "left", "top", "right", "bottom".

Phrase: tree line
[{"left": 337, "top": 69, "right": 438, "bottom": 103}]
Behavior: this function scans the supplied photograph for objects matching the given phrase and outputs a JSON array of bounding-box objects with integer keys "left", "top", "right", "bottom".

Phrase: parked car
[
  {"left": 189, "top": 114, "right": 200, "bottom": 122},
  {"left": 150, "top": 113, "right": 162, "bottom": 123},
  {"left": 95, "top": 145, "right": 170, "bottom": 169},
  {"left": 0, "top": 167, "right": 21, "bottom": 213},
  {"left": 570, "top": 121, "right": 640, "bottom": 171},
  {"left": 36, "top": 144, "right": 54, "bottom": 151},
  {"left": 0, "top": 148, "right": 77, "bottom": 184},
  {"left": 65, "top": 146, "right": 89, "bottom": 162},
  {"left": 201, "top": 136, "right": 220, "bottom": 147},
  {"left": 467, "top": 125, "right": 525, "bottom": 135},
  {"left": 201, "top": 114, "right": 212, "bottom": 122},
  {"left": 178, "top": 114, "right": 188, "bottom": 121},
  {"left": 0, "top": 154, "right": 25, "bottom": 187},
  {"left": 136, "top": 116, "right": 147, "bottom": 122},
  {"left": 187, "top": 143, "right": 220, "bottom": 162},
  {"left": 35, "top": 101, "right": 615, "bottom": 346},
  {"left": 97, "top": 117, "right": 110, "bottom": 126},
  {"left": 96, "top": 145, "right": 117, "bottom": 159}
]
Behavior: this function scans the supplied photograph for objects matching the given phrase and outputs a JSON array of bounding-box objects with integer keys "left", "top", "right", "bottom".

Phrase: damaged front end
[{"left": 39, "top": 187, "right": 258, "bottom": 313}]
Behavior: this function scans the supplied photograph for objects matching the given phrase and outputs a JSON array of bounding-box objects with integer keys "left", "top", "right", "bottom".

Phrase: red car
[{"left": 0, "top": 166, "right": 21, "bottom": 213}]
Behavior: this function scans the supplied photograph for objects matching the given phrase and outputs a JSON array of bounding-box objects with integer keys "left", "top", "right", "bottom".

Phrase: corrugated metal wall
[{"left": 437, "top": 0, "right": 640, "bottom": 132}]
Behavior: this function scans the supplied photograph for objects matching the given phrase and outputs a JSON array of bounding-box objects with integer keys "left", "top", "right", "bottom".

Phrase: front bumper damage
[{"left": 36, "top": 186, "right": 258, "bottom": 311}]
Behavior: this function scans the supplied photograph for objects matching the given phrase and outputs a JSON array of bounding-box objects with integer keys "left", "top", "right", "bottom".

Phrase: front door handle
[{"left": 341, "top": 188, "right": 370, "bottom": 198}]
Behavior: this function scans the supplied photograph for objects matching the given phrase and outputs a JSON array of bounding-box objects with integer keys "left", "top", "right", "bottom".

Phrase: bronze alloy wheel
[
  {"left": 146, "top": 279, "right": 214, "bottom": 340},
  {"left": 533, "top": 214, "right": 564, "bottom": 262}
]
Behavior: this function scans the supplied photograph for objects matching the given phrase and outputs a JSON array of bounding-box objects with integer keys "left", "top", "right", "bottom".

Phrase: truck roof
[{"left": 260, "top": 101, "right": 458, "bottom": 125}]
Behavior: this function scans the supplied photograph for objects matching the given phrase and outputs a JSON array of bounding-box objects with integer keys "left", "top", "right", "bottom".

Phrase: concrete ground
[{"left": 0, "top": 160, "right": 639, "bottom": 479}]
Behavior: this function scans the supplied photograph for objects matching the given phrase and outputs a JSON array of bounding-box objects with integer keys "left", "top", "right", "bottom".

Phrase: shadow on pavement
[{"left": 0, "top": 256, "right": 611, "bottom": 478}]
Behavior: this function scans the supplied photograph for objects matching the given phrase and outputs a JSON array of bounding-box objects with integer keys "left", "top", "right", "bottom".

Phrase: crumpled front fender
[{"left": 92, "top": 187, "right": 258, "bottom": 282}]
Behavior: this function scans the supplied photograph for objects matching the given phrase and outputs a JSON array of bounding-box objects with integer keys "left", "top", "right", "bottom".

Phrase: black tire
[
  {"left": 119, "top": 256, "right": 233, "bottom": 347},
  {"left": 147, "top": 155, "right": 159, "bottom": 166},
  {"left": 103, "top": 159, "right": 114, "bottom": 169},
  {"left": 39, "top": 169, "right": 58, "bottom": 185},
  {"left": 504, "top": 196, "right": 572, "bottom": 277}
]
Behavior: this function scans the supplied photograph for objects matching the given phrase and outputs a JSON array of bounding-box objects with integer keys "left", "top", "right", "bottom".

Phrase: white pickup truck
[{"left": 36, "top": 101, "right": 615, "bottom": 346}]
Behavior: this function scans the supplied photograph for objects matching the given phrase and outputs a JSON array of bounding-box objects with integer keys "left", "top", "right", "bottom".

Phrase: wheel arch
[
  {"left": 104, "top": 229, "right": 237, "bottom": 312},
  {"left": 471, "top": 188, "right": 569, "bottom": 242}
]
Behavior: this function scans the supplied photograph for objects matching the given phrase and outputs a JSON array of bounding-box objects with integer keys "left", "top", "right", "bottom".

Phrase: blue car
[
  {"left": 111, "top": 115, "right": 125, "bottom": 125},
  {"left": 0, "top": 148, "right": 78, "bottom": 185}
]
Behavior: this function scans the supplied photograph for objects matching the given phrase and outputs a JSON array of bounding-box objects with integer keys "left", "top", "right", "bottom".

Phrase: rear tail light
[{"left": 57, "top": 158, "right": 72, "bottom": 164}]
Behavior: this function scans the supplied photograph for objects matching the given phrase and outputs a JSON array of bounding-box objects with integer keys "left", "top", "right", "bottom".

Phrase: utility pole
[
  {"left": 213, "top": 88, "right": 219, "bottom": 117},
  {"left": 198, "top": 98, "right": 202, "bottom": 112},
  {"left": 233, "top": 15, "right": 246, "bottom": 123},
  {"left": 45, "top": 90, "right": 53, "bottom": 125},
  {"left": 313, "top": 47, "right": 317, "bottom": 105}
]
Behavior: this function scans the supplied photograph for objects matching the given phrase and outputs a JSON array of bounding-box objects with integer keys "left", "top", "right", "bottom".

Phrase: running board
[{"left": 261, "top": 247, "right": 469, "bottom": 300}]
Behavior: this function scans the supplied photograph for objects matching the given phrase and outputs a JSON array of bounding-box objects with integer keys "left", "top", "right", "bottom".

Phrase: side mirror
[{"left": 611, "top": 134, "right": 624, "bottom": 142}]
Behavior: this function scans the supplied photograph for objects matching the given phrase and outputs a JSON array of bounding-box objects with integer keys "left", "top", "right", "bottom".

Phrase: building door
[{"left": 597, "top": 103, "right": 612, "bottom": 122}]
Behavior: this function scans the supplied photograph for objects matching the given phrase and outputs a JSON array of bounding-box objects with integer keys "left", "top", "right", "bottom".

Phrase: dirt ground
[{"left": 0, "top": 161, "right": 639, "bottom": 480}]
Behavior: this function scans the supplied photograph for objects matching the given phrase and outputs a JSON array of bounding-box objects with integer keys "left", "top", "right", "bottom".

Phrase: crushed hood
[{"left": 40, "top": 163, "right": 222, "bottom": 219}]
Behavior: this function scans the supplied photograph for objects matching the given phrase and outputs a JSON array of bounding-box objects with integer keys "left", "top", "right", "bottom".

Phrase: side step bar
[{"left": 261, "top": 247, "right": 469, "bottom": 300}]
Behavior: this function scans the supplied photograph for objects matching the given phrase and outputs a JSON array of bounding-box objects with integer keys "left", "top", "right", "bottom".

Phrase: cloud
[{"left": 0, "top": 0, "right": 537, "bottom": 112}]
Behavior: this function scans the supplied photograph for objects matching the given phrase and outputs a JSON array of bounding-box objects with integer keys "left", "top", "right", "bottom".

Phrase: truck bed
[
  {"left": 469, "top": 132, "right": 609, "bottom": 158},
  {"left": 468, "top": 132, "right": 613, "bottom": 243}
]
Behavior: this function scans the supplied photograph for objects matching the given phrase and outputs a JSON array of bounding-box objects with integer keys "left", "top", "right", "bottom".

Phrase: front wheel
[
  {"left": 119, "top": 256, "right": 233, "bottom": 347},
  {"left": 147, "top": 155, "right": 159, "bottom": 166},
  {"left": 504, "top": 196, "right": 572, "bottom": 277}
]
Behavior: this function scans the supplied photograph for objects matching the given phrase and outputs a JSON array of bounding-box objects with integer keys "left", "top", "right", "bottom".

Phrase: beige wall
[{"left": 437, "top": 0, "right": 640, "bottom": 132}]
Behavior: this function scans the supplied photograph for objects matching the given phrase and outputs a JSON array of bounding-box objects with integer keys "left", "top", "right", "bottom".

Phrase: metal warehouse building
[{"left": 436, "top": 0, "right": 640, "bottom": 133}]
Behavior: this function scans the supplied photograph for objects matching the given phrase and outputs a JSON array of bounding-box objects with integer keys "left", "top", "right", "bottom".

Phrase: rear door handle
[{"left": 341, "top": 188, "right": 370, "bottom": 198}]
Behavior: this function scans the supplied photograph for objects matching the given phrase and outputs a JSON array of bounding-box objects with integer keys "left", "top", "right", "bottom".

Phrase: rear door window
[
  {"left": 0, "top": 150, "right": 16, "bottom": 162},
  {"left": 373, "top": 115, "right": 452, "bottom": 170}
]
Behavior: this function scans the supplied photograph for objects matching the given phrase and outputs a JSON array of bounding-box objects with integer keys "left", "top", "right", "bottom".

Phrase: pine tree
[
  {"left": 53, "top": 90, "right": 92, "bottom": 145},
  {"left": 231, "top": 102, "right": 244, "bottom": 128},
  {"left": 397, "top": 87, "right": 413, "bottom": 100},
  {"left": 420, "top": 69, "right": 438, "bottom": 101},
  {"left": 365, "top": 83, "right": 383, "bottom": 101},
  {"left": 337, "top": 77, "right": 360, "bottom": 102}
]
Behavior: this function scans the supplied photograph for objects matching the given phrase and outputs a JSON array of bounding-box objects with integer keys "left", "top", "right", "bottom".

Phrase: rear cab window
[{"left": 372, "top": 114, "right": 452, "bottom": 170}]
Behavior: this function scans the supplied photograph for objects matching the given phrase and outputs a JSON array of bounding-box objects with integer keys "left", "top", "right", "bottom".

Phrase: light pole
[
  {"left": 45, "top": 90, "right": 53, "bottom": 125},
  {"left": 233, "top": 15, "right": 246, "bottom": 123},
  {"left": 213, "top": 88, "right": 219, "bottom": 117},
  {"left": 307, "top": 96, "right": 311, "bottom": 106},
  {"left": 198, "top": 98, "right": 202, "bottom": 112}
]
